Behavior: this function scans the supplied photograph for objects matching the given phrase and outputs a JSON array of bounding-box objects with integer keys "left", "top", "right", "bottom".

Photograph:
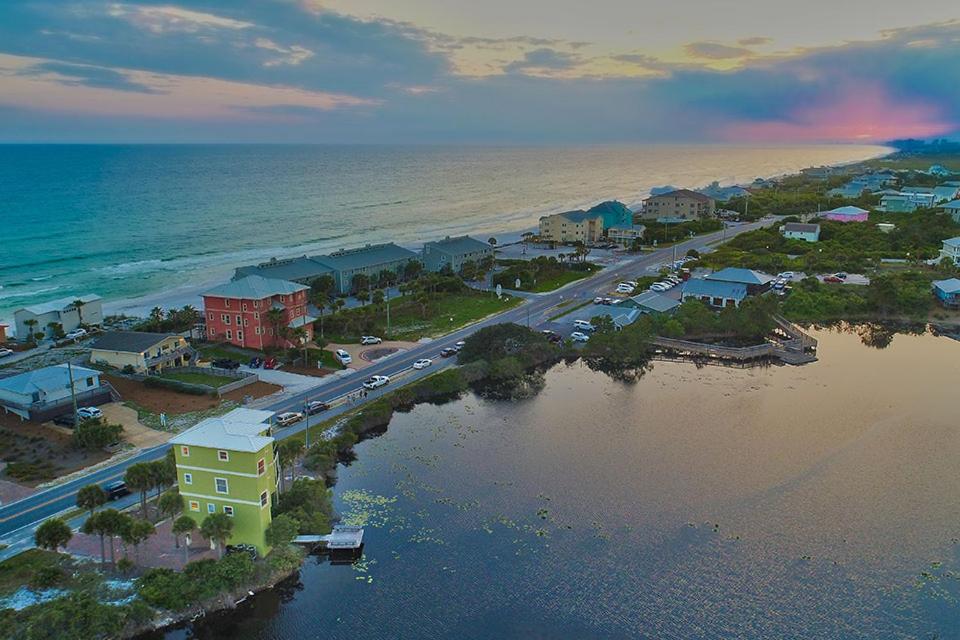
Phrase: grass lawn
[
  {"left": 158, "top": 370, "right": 237, "bottom": 388},
  {"left": 196, "top": 343, "right": 263, "bottom": 362},
  {"left": 529, "top": 266, "right": 599, "bottom": 292},
  {"left": 0, "top": 549, "right": 69, "bottom": 596},
  {"left": 389, "top": 292, "right": 522, "bottom": 340}
]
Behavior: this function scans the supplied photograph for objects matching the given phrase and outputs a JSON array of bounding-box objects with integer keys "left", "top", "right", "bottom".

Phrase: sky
[{"left": 0, "top": 1, "right": 958, "bottom": 144}]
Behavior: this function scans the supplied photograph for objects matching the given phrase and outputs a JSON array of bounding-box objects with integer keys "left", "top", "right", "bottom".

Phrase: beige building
[
  {"left": 89, "top": 331, "right": 193, "bottom": 373},
  {"left": 538, "top": 210, "right": 604, "bottom": 244},
  {"left": 642, "top": 189, "right": 715, "bottom": 221}
]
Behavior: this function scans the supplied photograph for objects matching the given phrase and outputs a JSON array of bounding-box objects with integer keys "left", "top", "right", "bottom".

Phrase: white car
[
  {"left": 275, "top": 411, "right": 304, "bottom": 427},
  {"left": 454, "top": 340, "right": 466, "bottom": 350},
  {"left": 413, "top": 358, "right": 433, "bottom": 370},
  {"left": 360, "top": 336, "right": 382, "bottom": 345},
  {"left": 616, "top": 285, "right": 635, "bottom": 294},
  {"left": 778, "top": 271, "right": 795, "bottom": 280},
  {"left": 573, "top": 320, "right": 595, "bottom": 332},
  {"left": 334, "top": 349, "right": 352, "bottom": 365},
  {"left": 622, "top": 281, "right": 638, "bottom": 288},
  {"left": 570, "top": 331, "right": 590, "bottom": 342},
  {"left": 649, "top": 283, "right": 667, "bottom": 292},
  {"left": 666, "top": 275, "right": 682, "bottom": 284},
  {"left": 65, "top": 328, "right": 88, "bottom": 340},
  {"left": 362, "top": 375, "right": 390, "bottom": 390},
  {"left": 76, "top": 406, "right": 103, "bottom": 421},
  {"left": 593, "top": 297, "right": 604, "bottom": 304},
  {"left": 0, "top": 348, "right": 13, "bottom": 358},
  {"left": 655, "top": 281, "right": 673, "bottom": 289}
]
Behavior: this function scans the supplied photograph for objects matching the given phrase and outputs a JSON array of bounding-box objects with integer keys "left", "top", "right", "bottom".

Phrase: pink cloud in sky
[{"left": 720, "top": 84, "right": 954, "bottom": 143}]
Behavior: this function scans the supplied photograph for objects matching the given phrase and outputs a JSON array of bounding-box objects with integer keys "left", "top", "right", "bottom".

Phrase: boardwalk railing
[{"left": 650, "top": 317, "right": 818, "bottom": 366}]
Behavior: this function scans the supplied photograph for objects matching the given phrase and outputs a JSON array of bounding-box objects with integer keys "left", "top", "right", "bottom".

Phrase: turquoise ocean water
[{"left": 0, "top": 144, "right": 886, "bottom": 325}]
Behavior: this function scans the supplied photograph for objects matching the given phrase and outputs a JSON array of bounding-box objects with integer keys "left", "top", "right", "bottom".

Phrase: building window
[
  {"left": 260, "top": 491, "right": 268, "bottom": 508},
  {"left": 243, "top": 318, "right": 248, "bottom": 326},
  {"left": 86, "top": 377, "right": 94, "bottom": 387},
  {"left": 225, "top": 299, "right": 230, "bottom": 308},
  {"left": 254, "top": 299, "right": 260, "bottom": 308},
  {"left": 218, "top": 450, "right": 229, "bottom": 462},
  {"left": 208, "top": 312, "right": 214, "bottom": 321},
  {"left": 189, "top": 500, "right": 200, "bottom": 512},
  {"left": 180, "top": 446, "right": 190, "bottom": 457},
  {"left": 215, "top": 477, "right": 229, "bottom": 494},
  {"left": 242, "top": 303, "right": 247, "bottom": 311},
  {"left": 226, "top": 330, "right": 232, "bottom": 340},
  {"left": 254, "top": 312, "right": 260, "bottom": 320},
  {"left": 221, "top": 314, "right": 230, "bottom": 324},
  {"left": 236, "top": 330, "right": 243, "bottom": 342},
  {"left": 279, "top": 295, "right": 285, "bottom": 303},
  {"left": 207, "top": 503, "right": 216, "bottom": 514},
  {"left": 223, "top": 506, "right": 234, "bottom": 517},
  {"left": 257, "top": 458, "right": 265, "bottom": 475},
  {"left": 208, "top": 329, "right": 215, "bottom": 337},
  {"left": 183, "top": 473, "right": 192, "bottom": 485}
]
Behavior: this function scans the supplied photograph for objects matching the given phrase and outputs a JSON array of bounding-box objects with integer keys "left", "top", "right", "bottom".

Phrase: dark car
[
  {"left": 248, "top": 357, "right": 263, "bottom": 368},
  {"left": 306, "top": 400, "right": 330, "bottom": 415},
  {"left": 52, "top": 413, "right": 76, "bottom": 427},
  {"left": 440, "top": 347, "right": 458, "bottom": 358},
  {"left": 212, "top": 358, "right": 240, "bottom": 370},
  {"left": 226, "top": 543, "right": 258, "bottom": 560},
  {"left": 104, "top": 480, "right": 130, "bottom": 500}
]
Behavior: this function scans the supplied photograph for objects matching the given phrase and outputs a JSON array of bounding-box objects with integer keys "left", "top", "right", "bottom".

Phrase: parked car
[
  {"left": 541, "top": 330, "right": 562, "bottom": 343},
  {"left": 570, "top": 331, "right": 590, "bottom": 342},
  {"left": 77, "top": 406, "right": 103, "bottom": 421},
  {"left": 573, "top": 320, "right": 595, "bottom": 332},
  {"left": 263, "top": 357, "right": 279, "bottom": 370},
  {"left": 361, "top": 336, "right": 382, "bottom": 345},
  {"left": 52, "top": 413, "right": 77, "bottom": 427},
  {"left": 212, "top": 358, "right": 240, "bottom": 370},
  {"left": 0, "top": 348, "right": 13, "bottom": 358},
  {"left": 64, "top": 328, "right": 88, "bottom": 340},
  {"left": 362, "top": 375, "right": 390, "bottom": 390},
  {"left": 593, "top": 297, "right": 604, "bottom": 304},
  {"left": 666, "top": 275, "right": 682, "bottom": 284},
  {"left": 440, "top": 347, "right": 458, "bottom": 358},
  {"left": 413, "top": 358, "right": 433, "bottom": 370},
  {"left": 603, "top": 298, "right": 614, "bottom": 305},
  {"left": 305, "top": 400, "right": 330, "bottom": 415},
  {"left": 622, "top": 281, "right": 638, "bottom": 288},
  {"left": 248, "top": 357, "right": 263, "bottom": 368},
  {"left": 823, "top": 275, "right": 843, "bottom": 283},
  {"left": 104, "top": 480, "right": 130, "bottom": 500},
  {"left": 335, "top": 349, "right": 352, "bottom": 365},
  {"left": 275, "top": 411, "right": 304, "bottom": 427},
  {"left": 834, "top": 272, "right": 848, "bottom": 280},
  {"left": 649, "top": 283, "right": 667, "bottom": 292},
  {"left": 778, "top": 271, "right": 795, "bottom": 280}
]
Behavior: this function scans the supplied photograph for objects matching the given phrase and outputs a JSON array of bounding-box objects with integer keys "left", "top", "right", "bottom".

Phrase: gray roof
[
  {"left": 933, "top": 278, "right": 960, "bottom": 294},
  {"left": 424, "top": 235, "right": 492, "bottom": 257},
  {"left": 235, "top": 256, "right": 333, "bottom": 282},
  {"left": 549, "top": 210, "right": 603, "bottom": 224},
  {"left": 682, "top": 278, "right": 747, "bottom": 300},
  {"left": 942, "top": 200, "right": 960, "bottom": 210},
  {"left": 315, "top": 243, "right": 418, "bottom": 271},
  {"left": 783, "top": 223, "right": 820, "bottom": 233},
  {"left": 170, "top": 408, "right": 274, "bottom": 453},
  {"left": 645, "top": 188, "right": 714, "bottom": 203},
  {"left": 18, "top": 294, "right": 102, "bottom": 316},
  {"left": 205, "top": 275, "right": 308, "bottom": 300},
  {"left": 629, "top": 290, "right": 681, "bottom": 313},
  {"left": 705, "top": 267, "right": 774, "bottom": 286},
  {"left": 0, "top": 364, "right": 101, "bottom": 395},
  {"left": 89, "top": 331, "right": 178, "bottom": 353}
]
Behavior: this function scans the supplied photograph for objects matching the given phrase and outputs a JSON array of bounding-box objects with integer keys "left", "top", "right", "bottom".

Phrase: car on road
[
  {"left": 413, "top": 358, "right": 433, "bottom": 370},
  {"left": 440, "top": 347, "right": 458, "bottom": 358},
  {"left": 593, "top": 297, "right": 604, "bottom": 304},
  {"left": 778, "top": 271, "right": 795, "bottom": 280},
  {"left": 573, "top": 320, "right": 595, "bottom": 332},
  {"left": 570, "top": 331, "right": 590, "bottom": 342},
  {"left": 104, "top": 480, "right": 130, "bottom": 500},
  {"left": 334, "top": 349, "right": 352, "bottom": 365},
  {"left": 454, "top": 340, "right": 466, "bottom": 350},
  {"left": 305, "top": 400, "right": 330, "bottom": 415},
  {"left": 212, "top": 358, "right": 240, "bottom": 370},
  {"left": 834, "top": 272, "right": 848, "bottom": 280},
  {"left": 64, "top": 328, "right": 88, "bottom": 341},
  {"left": 0, "top": 348, "right": 13, "bottom": 358},
  {"left": 77, "top": 406, "right": 103, "bottom": 421},
  {"left": 361, "top": 336, "right": 382, "bottom": 345},
  {"left": 362, "top": 375, "right": 390, "bottom": 390},
  {"left": 275, "top": 411, "right": 304, "bottom": 427},
  {"left": 822, "top": 275, "right": 843, "bottom": 283}
]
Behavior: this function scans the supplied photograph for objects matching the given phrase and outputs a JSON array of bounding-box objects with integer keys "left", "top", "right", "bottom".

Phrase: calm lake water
[{"left": 159, "top": 327, "right": 960, "bottom": 639}]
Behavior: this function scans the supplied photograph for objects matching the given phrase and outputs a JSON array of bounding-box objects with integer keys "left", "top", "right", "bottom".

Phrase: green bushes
[
  {"left": 137, "top": 553, "right": 257, "bottom": 611},
  {"left": 272, "top": 478, "right": 333, "bottom": 536},
  {"left": 72, "top": 420, "right": 123, "bottom": 451}
]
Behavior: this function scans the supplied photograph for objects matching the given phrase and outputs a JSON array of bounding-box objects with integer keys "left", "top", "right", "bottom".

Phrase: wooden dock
[
  {"left": 650, "top": 317, "right": 817, "bottom": 366},
  {"left": 293, "top": 525, "right": 364, "bottom": 549}
]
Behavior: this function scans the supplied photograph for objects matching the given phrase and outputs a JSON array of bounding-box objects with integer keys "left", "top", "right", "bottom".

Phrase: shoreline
[{"left": 2, "top": 145, "right": 892, "bottom": 333}]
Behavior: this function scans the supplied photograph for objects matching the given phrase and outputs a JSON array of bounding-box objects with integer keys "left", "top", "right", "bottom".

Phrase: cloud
[
  {"left": 684, "top": 41, "right": 755, "bottom": 59},
  {"left": 17, "top": 61, "right": 161, "bottom": 93},
  {"left": 503, "top": 48, "right": 580, "bottom": 74},
  {"left": 737, "top": 37, "right": 772, "bottom": 47},
  {"left": 253, "top": 38, "right": 314, "bottom": 67}
]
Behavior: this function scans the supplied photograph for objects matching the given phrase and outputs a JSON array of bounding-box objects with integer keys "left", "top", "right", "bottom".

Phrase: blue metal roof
[
  {"left": 0, "top": 364, "right": 101, "bottom": 396},
  {"left": 205, "top": 275, "right": 308, "bottom": 299},
  {"left": 933, "top": 278, "right": 960, "bottom": 295},
  {"left": 629, "top": 290, "right": 681, "bottom": 313},
  {"left": 235, "top": 256, "right": 333, "bottom": 282},
  {"left": 682, "top": 278, "right": 747, "bottom": 300},
  {"left": 315, "top": 243, "right": 418, "bottom": 271},
  {"left": 423, "top": 235, "right": 492, "bottom": 257},
  {"left": 705, "top": 267, "right": 773, "bottom": 286},
  {"left": 556, "top": 210, "right": 603, "bottom": 224}
]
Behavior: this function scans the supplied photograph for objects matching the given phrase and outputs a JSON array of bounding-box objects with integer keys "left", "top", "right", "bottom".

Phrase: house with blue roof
[
  {"left": 538, "top": 209, "right": 605, "bottom": 244},
  {"left": 705, "top": 267, "right": 774, "bottom": 294},
  {"left": 422, "top": 235, "right": 494, "bottom": 273},
  {"left": 586, "top": 201, "right": 633, "bottom": 228},
  {"left": 234, "top": 256, "right": 334, "bottom": 285},
  {"left": 622, "top": 290, "right": 681, "bottom": 315},
  {"left": 681, "top": 279, "right": 747, "bottom": 308},
  {"left": 933, "top": 185, "right": 960, "bottom": 204},
  {"left": 314, "top": 243, "right": 420, "bottom": 293},
  {"left": 0, "top": 364, "right": 110, "bottom": 421},
  {"left": 940, "top": 237, "right": 960, "bottom": 265},
  {"left": 941, "top": 200, "right": 960, "bottom": 223},
  {"left": 932, "top": 278, "right": 960, "bottom": 309}
]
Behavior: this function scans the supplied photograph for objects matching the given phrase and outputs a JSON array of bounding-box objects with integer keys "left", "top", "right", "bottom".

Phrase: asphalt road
[{"left": 0, "top": 218, "right": 774, "bottom": 557}]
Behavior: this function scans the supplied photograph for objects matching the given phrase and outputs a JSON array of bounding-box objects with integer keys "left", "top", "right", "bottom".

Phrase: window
[
  {"left": 279, "top": 295, "right": 285, "bottom": 302},
  {"left": 257, "top": 458, "right": 265, "bottom": 475},
  {"left": 225, "top": 299, "right": 231, "bottom": 308},
  {"left": 180, "top": 446, "right": 190, "bottom": 457},
  {"left": 218, "top": 450, "right": 229, "bottom": 462},
  {"left": 208, "top": 329, "right": 215, "bottom": 337},
  {"left": 226, "top": 330, "right": 232, "bottom": 341},
  {"left": 254, "top": 312, "right": 260, "bottom": 320},
  {"left": 189, "top": 501, "right": 200, "bottom": 512},
  {"left": 254, "top": 299, "right": 260, "bottom": 308},
  {"left": 207, "top": 503, "right": 216, "bottom": 514},
  {"left": 242, "top": 303, "right": 247, "bottom": 311},
  {"left": 236, "top": 330, "right": 243, "bottom": 342},
  {"left": 243, "top": 318, "right": 248, "bottom": 327},
  {"left": 223, "top": 506, "right": 234, "bottom": 517},
  {"left": 208, "top": 312, "right": 214, "bottom": 321},
  {"left": 86, "top": 377, "right": 94, "bottom": 387},
  {"left": 260, "top": 491, "right": 268, "bottom": 508},
  {"left": 235, "top": 315, "right": 241, "bottom": 326},
  {"left": 215, "top": 477, "right": 229, "bottom": 494},
  {"left": 221, "top": 314, "right": 230, "bottom": 324},
  {"left": 183, "top": 473, "right": 193, "bottom": 485},
  {"left": 255, "top": 327, "right": 261, "bottom": 335}
]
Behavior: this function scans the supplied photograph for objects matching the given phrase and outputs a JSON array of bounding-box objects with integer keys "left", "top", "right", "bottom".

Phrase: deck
[
  {"left": 650, "top": 317, "right": 818, "bottom": 366},
  {"left": 293, "top": 525, "right": 364, "bottom": 549}
]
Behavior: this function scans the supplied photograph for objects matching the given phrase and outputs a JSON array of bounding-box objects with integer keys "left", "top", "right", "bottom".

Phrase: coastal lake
[{"left": 155, "top": 326, "right": 960, "bottom": 639}]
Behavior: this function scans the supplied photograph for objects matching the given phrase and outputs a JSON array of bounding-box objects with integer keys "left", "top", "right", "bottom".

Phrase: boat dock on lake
[{"left": 294, "top": 525, "right": 365, "bottom": 550}]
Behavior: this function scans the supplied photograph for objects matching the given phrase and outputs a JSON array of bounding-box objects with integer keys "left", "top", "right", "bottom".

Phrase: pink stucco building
[{"left": 822, "top": 206, "right": 869, "bottom": 223}]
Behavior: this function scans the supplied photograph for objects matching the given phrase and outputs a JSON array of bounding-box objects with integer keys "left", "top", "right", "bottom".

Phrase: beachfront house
[
  {"left": 170, "top": 408, "right": 278, "bottom": 555},
  {"left": 941, "top": 200, "right": 960, "bottom": 223},
  {"left": 586, "top": 201, "right": 634, "bottom": 228},
  {"left": 538, "top": 210, "right": 605, "bottom": 244},
  {"left": 697, "top": 182, "right": 751, "bottom": 202},
  {"left": 622, "top": 290, "right": 681, "bottom": 315},
  {"left": 681, "top": 279, "right": 746, "bottom": 308},
  {"left": 642, "top": 189, "right": 715, "bottom": 222},
  {"left": 781, "top": 222, "right": 820, "bottom": 243},
  {"left": 421, "top": 235, "right": 494, "bottom": 273},
  {"left": 314, "top": 243, "right": 420, "bottom": 294},
  {"left": 234, "top": 256, "right": 334, "bottom": 287},
  {"left": 933, "top": 185, "right": 960, "bottom": 204},
  {"left": 705, "top": 267, "right": 774, "bottom": 295},
  {"left": 932, "top": 278, "right": 960, "bottom": 309},
  {"left": 928, "top": 164, "right": 954, "bottom": 177},
  {"left": 879, "top": 194, "right": 917, "bottom": 213},
  {"left": 606, "top": 225, "right": 646, "bottom": 247},
  {"left": 939, "top": 237, "right": 960, "bottom": 265},
  {"left": 898, "top": 186, "right": 937, "bottom": 208},
  {"left": 202, "top": 275, "right": 315, "bottom": 350},
  {"left": 0, "top": 364, "right": 110, "bottom": 422},
  {"left": 13, "top": 294, "right": 102, "bottom": 342},
  {"left": 89, "top": 331, "right": 193, "bottom": 374},
  {"left": 822, "top": 206, "right": 869, "bottom": 223}
]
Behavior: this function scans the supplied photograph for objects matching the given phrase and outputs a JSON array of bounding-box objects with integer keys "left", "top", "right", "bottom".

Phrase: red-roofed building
[{"left": 202, "top": 276, "right": 315, "bottom": 351}]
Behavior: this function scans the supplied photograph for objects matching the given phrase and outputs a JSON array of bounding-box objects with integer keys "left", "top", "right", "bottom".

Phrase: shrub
[
  {"left": 29, "top": 565, "right": 63, "bottom": 589},
  {"left": 72, "top": 420, "right": 123, "bottom": 451},
  {"left": 138, "top": 568, "right": 190, "bottom": 610}
]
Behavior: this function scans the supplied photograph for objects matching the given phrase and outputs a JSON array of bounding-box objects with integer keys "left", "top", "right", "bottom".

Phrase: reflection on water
[{"left": 164, "top": 328, "right": 960, "bottom": 639}]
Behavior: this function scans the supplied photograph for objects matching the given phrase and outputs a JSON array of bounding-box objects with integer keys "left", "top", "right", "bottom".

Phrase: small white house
[
  {"left": 781, "top": 222, "right": 820, "bottom": 243},
  {"left": 940, "top": 237, "right": 960, "bottom": 265},
  {"left": 0, "top": 364, "right": 108, "bottom": 421},
  {"left": 14, "top": 295, "right": 102, "bottom": 341}
]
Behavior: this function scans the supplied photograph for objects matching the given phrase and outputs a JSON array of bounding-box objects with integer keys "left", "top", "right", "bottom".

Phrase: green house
[{"left": 170, "top": 408, "right": 278, "bottom": 555}]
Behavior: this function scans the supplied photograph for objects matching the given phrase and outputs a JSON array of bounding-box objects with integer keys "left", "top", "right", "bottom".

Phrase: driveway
[
  {"left": 325, "top": 340, "right": 420, "bottom": 370},
  {"left": 98, "top": 403, "right": 171, "bottom": 449}
]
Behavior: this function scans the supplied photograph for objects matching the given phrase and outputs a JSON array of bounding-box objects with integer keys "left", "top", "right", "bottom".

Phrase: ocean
[{"left": 0, "top": 143, "right": 887, "bottom": 326}]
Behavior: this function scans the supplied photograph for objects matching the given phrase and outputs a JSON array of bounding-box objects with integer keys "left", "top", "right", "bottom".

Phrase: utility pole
[
  {"left": 386, "top": 288, "right": 391, "bottom": 337},
  {"left": 67, "top": 360, "right": 79, "bottom": 428}
]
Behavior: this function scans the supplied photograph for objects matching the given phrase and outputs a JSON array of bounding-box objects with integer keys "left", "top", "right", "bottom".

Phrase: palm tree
[
  {"left": 312, "top": 292, "right": 328, "bottom": 339},
  {"left": 148, "top": 307, "right": 165, "bottom": 331},
  {"left": 76, "top": 484, "right": 107, "bottom": 517},
  {"left": 23, "top": 318, "right": 38, "bottom": 342},
  {"left": 72, "top": 299, "right": 87, "bottom": 326},
  {"left": 122, "top": 518, "right": 155, "bottom": 564},
  {"left": 47, "top": 322, "right": 64, "bottom": 340},
  {"left": 157, "top": 490, "right": 183, "bottom": 523},
  {"left": 173, "top": 515, "right": 196, "bottom": 558},
  {"left": 35, "top": 518, "right": 72, "bottom": 553},
  {"left": 266, "top": 307, "right": 285, "bottom": 348},
  {"left": 277, "top": 439, "right": 305, "bottom": 491},
  {"left": 124, "top": 462, "right": 154, "bottom": 517},
  {"left": 200, "top": 513, "right": 234, "bottom": 558},
  {"left": 488, "top": 237, "right": 497, "bottom": 247},
  {"left": 82, "top": 511, "right": 112, "bottom": 568}
]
